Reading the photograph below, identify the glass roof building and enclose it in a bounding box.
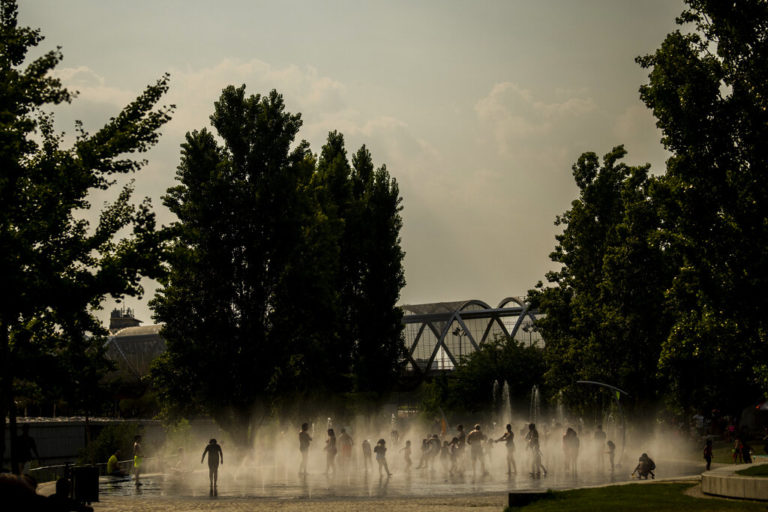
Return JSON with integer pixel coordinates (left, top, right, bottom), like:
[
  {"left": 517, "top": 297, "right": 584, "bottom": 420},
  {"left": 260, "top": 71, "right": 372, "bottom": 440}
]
[{"left": 402, "top": 297, "right": 541, "bottom": 375}]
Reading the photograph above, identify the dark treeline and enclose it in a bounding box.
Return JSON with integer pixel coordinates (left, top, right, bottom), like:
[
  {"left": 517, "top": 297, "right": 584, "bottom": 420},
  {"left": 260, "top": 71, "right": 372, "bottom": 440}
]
[
  {"left": 529, "top": 0, "right": 768, "bottom": 417},
  {"left": 150, "top": 87, "right": 406, "bottom": 447},
  {"left": 0, "top": 0, "right": 173, "bottom": 470},
  {"left": 4, "top": 0, "right": 768, "bottom": 470},
  {"left": 0, "top": 0, "right": 405, "bottom": 460}
]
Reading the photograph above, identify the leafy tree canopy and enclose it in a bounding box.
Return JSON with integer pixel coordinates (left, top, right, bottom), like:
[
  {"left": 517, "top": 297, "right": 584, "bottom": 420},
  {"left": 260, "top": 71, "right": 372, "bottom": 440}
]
[
  {"left": 152, "top": 87, "right": 405, "bottom": 445},
  {"left": 638, "top": 0, "right": 768, "bottom": 412},
  {"left": 0, "top": 0, "right": 172, "bottom": 469}
]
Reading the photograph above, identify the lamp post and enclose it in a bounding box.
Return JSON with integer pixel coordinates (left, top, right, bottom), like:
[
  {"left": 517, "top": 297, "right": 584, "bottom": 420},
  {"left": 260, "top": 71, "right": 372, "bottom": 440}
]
[{"left": 452, "top": 326, "right": 466, "bottom": 362}]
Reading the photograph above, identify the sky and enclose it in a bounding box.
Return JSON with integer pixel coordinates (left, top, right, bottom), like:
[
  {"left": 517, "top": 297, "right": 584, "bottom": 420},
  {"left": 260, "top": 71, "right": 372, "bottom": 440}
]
[{"left": 20, "top": 0, "right": 683, "bottom": 327}]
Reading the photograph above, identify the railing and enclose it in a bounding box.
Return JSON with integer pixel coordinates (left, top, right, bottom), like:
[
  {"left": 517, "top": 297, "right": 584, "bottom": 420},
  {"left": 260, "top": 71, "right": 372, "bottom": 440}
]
[{"left": 27, "top": 459, "right": 136, "bottom": 483}]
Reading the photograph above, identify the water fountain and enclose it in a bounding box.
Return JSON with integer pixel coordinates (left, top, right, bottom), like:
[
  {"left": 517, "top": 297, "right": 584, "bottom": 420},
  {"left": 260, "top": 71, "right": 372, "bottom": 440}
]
[
  {"left": 529, "top": 384, "right": 540, "bottom": 424},
  {"left": 95, "top": 392, "right": 701, "bottom": 501}
]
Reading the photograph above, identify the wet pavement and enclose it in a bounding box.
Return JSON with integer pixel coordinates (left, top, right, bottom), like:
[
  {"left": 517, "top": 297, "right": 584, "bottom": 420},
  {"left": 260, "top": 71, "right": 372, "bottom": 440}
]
[{"left": 101, "top": 460, "right": 703, "bottom": 500}]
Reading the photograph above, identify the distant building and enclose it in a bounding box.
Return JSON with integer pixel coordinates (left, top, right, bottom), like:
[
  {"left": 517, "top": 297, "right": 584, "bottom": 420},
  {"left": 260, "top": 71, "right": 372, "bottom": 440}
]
[
  {"left": 104, "top": 307, "right": 165, "bottom": 381},
  {"left": 102, "top": 297, "right": 541, "bottom": 382},
  {"left": 108, "top": 307, "right": 142, "bottom": 334}
]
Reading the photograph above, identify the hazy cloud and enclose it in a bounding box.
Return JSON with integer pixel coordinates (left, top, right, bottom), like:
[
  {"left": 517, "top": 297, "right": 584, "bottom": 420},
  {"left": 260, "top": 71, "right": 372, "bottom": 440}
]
[{"left": 475, "top": 82, "right": 596, "bottom": 158}]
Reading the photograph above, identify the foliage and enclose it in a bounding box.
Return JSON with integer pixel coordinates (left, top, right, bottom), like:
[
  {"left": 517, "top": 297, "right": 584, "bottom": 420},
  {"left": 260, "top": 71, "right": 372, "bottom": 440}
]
[
  {"left": 0, "top": 0, "right": 172, "bottom": 468},
  {"left": 313, "top": 134, "right": 406, "bottom": 396},
  {"left": 528, "top": 146, "right": 671, "bottom": 412},
  {"left": 78, "top": 423, "right": 140, "bottom": 466},
  {"left": 151, "top": 87, "right": 405, "bottom": 445},
  {"left": 422, "top": 335, "right": 545, "bottom": 416},
  {"left": 637, "top": 0, "right": 768, "bottom": 412}
]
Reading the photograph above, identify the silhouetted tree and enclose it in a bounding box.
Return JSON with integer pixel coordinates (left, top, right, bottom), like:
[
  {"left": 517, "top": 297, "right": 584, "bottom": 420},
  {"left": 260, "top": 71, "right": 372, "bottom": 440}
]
[
  {"left": 0, "top": 0, "right": 172, "bottom": 470},
  {"left": 152, "top": 89, "right": 406, "bottom": 443},
  {"left": 528, "top": 147, "right": 671, "bottom": 412},
  {"left": 638, "top": 0, "right": 768, "bottom": 412}
]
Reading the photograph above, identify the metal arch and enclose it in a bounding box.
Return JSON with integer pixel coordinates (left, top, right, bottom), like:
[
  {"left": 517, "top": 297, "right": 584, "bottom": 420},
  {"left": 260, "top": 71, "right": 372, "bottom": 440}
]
[
  {"left": 457, "top": 299, "right": 493, "bottom": 313},
  {"left": 497, "top": 296, "right": 526, "bottom": 309}
]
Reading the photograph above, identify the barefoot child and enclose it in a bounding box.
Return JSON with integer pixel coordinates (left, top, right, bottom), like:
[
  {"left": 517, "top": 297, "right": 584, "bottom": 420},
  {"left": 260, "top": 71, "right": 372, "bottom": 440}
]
[{"left": 374, "top": 438, "right": 392, "bottom": 477}]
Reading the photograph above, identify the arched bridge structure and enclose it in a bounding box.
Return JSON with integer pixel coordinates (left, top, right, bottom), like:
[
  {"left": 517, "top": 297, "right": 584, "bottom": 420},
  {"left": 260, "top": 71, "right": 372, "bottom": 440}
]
[{"left": 401, "top": 297, "right": 541, "bottom": 376}]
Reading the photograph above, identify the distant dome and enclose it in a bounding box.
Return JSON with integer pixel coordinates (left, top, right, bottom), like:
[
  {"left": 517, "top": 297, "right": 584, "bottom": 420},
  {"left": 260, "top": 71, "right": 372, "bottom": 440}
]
[{"left": 105, "top": 324, "right": 166, "bottom": 380}]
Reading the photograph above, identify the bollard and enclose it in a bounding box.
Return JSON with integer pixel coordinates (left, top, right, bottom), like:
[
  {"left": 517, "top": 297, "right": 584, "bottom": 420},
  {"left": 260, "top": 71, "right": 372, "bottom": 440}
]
[{"left": 72, "top": 465, "right": 100, "bottom": 504}]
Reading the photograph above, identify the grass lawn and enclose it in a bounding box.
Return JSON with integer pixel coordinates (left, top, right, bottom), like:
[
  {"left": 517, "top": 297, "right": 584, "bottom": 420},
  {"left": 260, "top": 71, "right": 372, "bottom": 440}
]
[
  {"left": 736, "top": 463, "right": 768, "bottom": 477},
  {"left": 504, "top": 483, "right": 766, "bottom": 512}
]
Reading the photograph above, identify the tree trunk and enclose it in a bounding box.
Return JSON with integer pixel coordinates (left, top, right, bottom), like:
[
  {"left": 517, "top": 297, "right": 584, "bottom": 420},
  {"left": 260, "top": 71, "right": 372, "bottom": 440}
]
[
  {"left": 9, "top": 397, "right": 17, "bottom": 474},
  {"left": 0, "top": 322, "right": 9, "bottom": 472}
]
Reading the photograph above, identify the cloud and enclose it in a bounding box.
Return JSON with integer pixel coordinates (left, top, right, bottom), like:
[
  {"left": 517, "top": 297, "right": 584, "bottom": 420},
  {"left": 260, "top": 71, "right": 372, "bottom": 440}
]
[
  {"left": 475, "top": 82, "right": 595, "bottom": 158},
  {"left": 53, "top": 66, "right": 135, "bottom": 106}
]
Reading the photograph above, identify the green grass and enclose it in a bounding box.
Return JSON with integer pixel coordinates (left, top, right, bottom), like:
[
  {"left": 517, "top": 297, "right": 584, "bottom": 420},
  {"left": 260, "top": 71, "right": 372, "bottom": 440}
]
[
  {"left": 736, "top": 463, "right": 768, "bottom": 477},
  {"left": 503, "top": 483, "right": 767, "bottom": 512}
]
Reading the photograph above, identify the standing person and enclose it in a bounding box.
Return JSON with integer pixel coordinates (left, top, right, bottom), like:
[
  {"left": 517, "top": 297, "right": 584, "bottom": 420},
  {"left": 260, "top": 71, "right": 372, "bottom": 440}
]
[
  {"left": 14, "top": 425, "right": 40, "bottom": 475},
  {"left": 324, "top": 429, "right": 337, "bottom": 475},
  {"left": 594, "top": 425, "right": 606, "bottom": 470},
  {"left": 298, "top": 423, "right": 312, "bottom": 476},
  {"left": 526, "top": 423, "right": 546, "bottom": 478},
  {"left": 703, "top": 439, "right": 713, "bottom": 471},
  {"left": 455, "top": 424, "right": 467, "bottom": 470},
  {"left": 362, "top": 439, "right": 373, "bottom": 472},
  {"left": 338, "top": 428, "right": 353, "bottom": 470},
  {"left": 400, "top": 440, "right": 412, "bottom": 472},
  {"left": 132, "top": 435, "right": 143, "bottom": 486},
  {"left": 448, "top": 437, "right": 460, "bottom": 474},
  {"left": 562, "top": 427, "right": 580, "bottom": 473},
  {"left": 733, "top": 437, "right": 744, "bottom": 463},
  {"left": 466, "top": 424, "right": 488, "bottom": 476},
  {"left": 374, "top": 439, "right": 392, "bottom": 477},
  {"left": 201, "top": 439, "right": 223, "bottom": 496},
  {"left": 606, "top": 440, "right": 616, "bottom": 472},
  {"left": 495, "top": 424, "right": 517, "bottom": 475}
]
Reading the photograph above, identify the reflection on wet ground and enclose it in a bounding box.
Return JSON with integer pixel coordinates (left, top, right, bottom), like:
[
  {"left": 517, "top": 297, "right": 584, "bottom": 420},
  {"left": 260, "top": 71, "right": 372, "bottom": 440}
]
[{"left": 101, "top": 460, "right": 703, "bottom": 499}]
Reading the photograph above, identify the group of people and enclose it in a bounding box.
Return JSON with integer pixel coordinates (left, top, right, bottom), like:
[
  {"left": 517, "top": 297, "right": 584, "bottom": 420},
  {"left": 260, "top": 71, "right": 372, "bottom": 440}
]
[
  {"left": 299, "top": 423, "right": 393, "bottom": 478},
  {"left": 296, "top": 421, "right": 623, "bottom": 480}
]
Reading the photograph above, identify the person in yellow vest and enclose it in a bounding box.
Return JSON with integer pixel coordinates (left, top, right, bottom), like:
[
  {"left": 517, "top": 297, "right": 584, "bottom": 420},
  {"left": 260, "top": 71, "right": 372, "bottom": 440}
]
[{"left": 107, "top": 450, "right": 126, "bottom": 476}]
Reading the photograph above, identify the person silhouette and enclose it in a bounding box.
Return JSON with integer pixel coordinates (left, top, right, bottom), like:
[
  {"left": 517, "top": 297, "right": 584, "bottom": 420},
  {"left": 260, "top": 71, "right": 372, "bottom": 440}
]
[
  {"left": 495, "top": 424, "right": 517, "bottom": 475},
  {"left": 201, "top": 438, "right": 223, "bottom": 495},
  {"left": 15, "top": 424, "right": 40, "bottom": 475},
  {"left": 374, "top": 439, "right": 392, "bottom": 477},
  {"left": 132, "top": 435, "right": 143, "bottom": 486},
  {"left": 298, "top": 423, "right": 312, "bottom": 475},
  {"left": 324, "top": 429, "right": 337, "bottom": 475}
]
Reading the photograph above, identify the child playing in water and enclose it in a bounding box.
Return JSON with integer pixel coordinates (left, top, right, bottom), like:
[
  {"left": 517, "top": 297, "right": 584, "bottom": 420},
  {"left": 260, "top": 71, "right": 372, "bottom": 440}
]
[
  {"left": 362, "top": 439, "right": 372, "bottom": 472},
  {"left": 606, "top": 440, "right": 616, "bottom": 471},
  {"left": 201, "top": 438, "right": 223, "bottom": 495},
  {"left": 495, "top": 423, "right": 517, "bottom": 475},
  {"left": 703, "top": 439, "right": 713, "bottom": 471},
  {"left": 298, "top": 423, "right": 312, "bottom": 476},
  {"left": 374, "top": 439, "right": 392, "bottom": 477},
  {"left": 324, "top": 429, "right": 337, "bottom": 475},
  {"left": 632, "top": 453, "right": 655, "bottom": 479},
  {"left": 400, "top": 440, "right": 412, "bottom": 472}
]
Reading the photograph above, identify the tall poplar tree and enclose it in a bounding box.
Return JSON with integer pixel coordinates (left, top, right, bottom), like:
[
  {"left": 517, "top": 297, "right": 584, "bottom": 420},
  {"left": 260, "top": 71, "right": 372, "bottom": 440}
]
[{"left": 151, "top": 87, "right": 316, "bottom": 445}]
